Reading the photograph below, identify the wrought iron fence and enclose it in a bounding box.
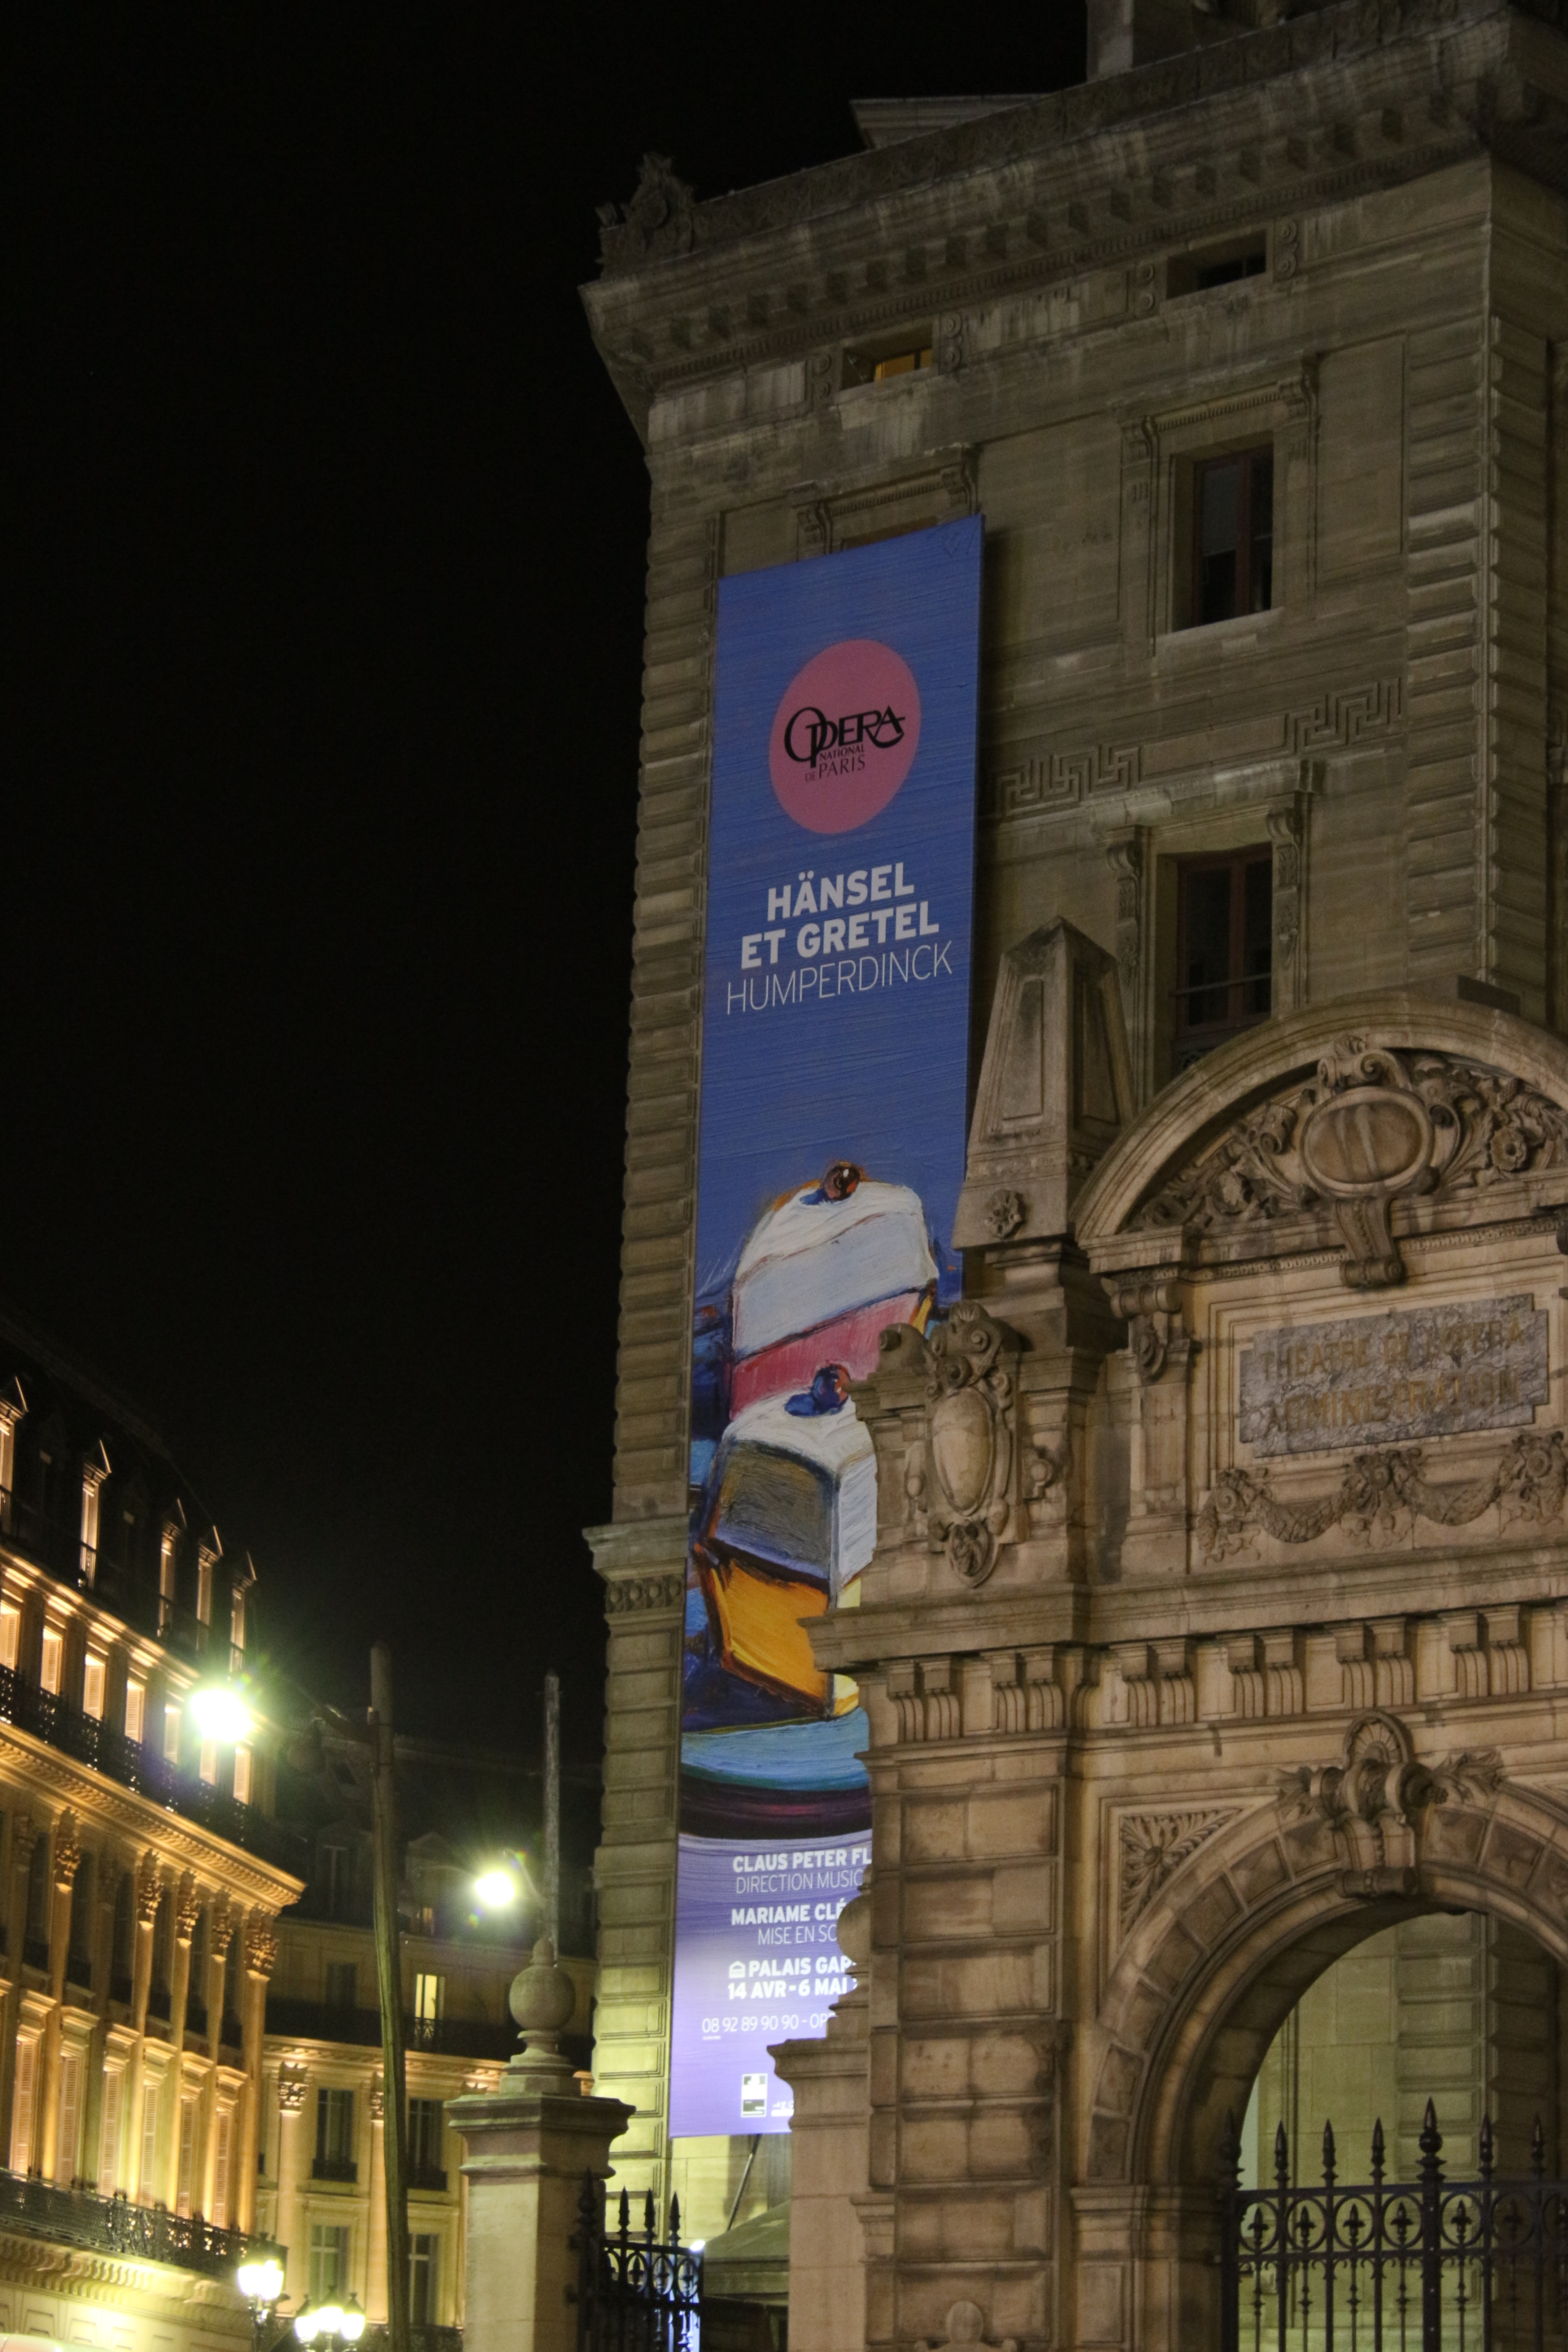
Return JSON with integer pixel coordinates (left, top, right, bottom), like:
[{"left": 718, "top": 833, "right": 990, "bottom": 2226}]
[
  {"left": 572, "top": 2175, "right": 701, "bottom": 2352},
  {"left": 1221, "top": 2101, "right": 1568, "bottom": 2351}
]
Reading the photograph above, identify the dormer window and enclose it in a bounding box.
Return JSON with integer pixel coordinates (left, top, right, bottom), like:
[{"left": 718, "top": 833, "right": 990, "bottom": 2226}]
[
  {"left": 159, "top": 1527, "right": 178, "bottom": 1630},
  {"left": 230, "top": 1586, "right": 246, "bottom": 1654},
  {"left": 196, "top": 1552, "right": 214, "bottom": 1629},
  {"left": 79, "top": 1460, "right": 107, "bottom": 1589}
]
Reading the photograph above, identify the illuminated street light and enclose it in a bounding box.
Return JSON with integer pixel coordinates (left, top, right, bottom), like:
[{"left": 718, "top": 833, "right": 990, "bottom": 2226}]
[
  {"left": 294, "top": 2298, "right": 364, "bottom": 2348},
  {"left": 474, "top": 1865, "right": 521, "bottom": 1910},
  {"left": 237, "top": 2252, "right": 286, "bottom": 2352},
  {"left": 191, "top": 1684, "right": 254, "bottom": 1743}
]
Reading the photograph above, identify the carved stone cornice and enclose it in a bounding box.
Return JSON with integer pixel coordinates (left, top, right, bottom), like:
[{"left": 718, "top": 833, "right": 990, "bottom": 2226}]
[
  {"left": 583, "top": 0, "right": 1521, "bottom": 430},
  {"left": 0, "top": 1716, "right": 299, "bottom": 1907}
]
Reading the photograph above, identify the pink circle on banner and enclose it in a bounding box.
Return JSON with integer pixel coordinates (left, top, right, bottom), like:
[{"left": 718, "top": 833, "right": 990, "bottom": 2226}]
[{"left": 768, "top": 639, "right": 921, "bottom": 834}]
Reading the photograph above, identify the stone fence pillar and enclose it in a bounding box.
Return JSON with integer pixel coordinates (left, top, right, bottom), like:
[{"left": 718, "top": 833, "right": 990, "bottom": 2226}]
[{"left": 449, "top": 1940, "right": 631, "bottom": 2352}]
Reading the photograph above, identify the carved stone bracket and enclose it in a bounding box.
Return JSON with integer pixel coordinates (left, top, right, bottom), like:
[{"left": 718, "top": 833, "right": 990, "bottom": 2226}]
[
  {"left": 245, "top": 1914, "right": 279, "bottom": 1980},
  {"left": 1106, "top": 1273, "right": 1189, "bottom": 1384},
  {"left": 1266, "top": 799, "right": 1306, "bottom": 1016},
  {"left": 210, "top": 1897, "right": 235, "bottom": 1958},
  {"left": 604, "top": 1573, "right": 684, "bottom": 1616},
  {"left": 51, "top": 1813, "right": 81, "bottom": 1891},
  {"left": 136, "top": 1851, "right": 162, "bottom": 1924},
  {"left": 175, "top": 1875, "right": 201, "bottom": 1945},
  {"left": 1104, "top": 826, "right": 1149, "bottom": 1094},
  {"left": 1198, "top": 1431, "right": 1568, "bottom": 1561},
  {"left": 277, "top": 2065, "right": 307, "bottom": 2114},
  {"left": 1278, "top": 1710, "right": 1504, "bottom": 1888}
]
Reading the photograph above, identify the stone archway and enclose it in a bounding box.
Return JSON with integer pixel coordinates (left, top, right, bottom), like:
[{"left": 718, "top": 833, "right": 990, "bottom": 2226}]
[{"left": 1074, "top": 1713, "right": 1568, "bottom": 2351}]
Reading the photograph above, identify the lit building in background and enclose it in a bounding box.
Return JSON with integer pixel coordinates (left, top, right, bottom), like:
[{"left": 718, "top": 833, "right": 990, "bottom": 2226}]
[
  {"left": 0, "top": 1308, "right": 300, "bottom": 2352},
  {"left": 256, "top": 1733, "right": 598, "bottom": 2338}
]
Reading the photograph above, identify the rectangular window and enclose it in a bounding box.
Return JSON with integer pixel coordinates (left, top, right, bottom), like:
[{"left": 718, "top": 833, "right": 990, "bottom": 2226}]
[
  {"left": 408, "top": 2097, "right": 444, "bottom": 2176},
  {"left": 97, "top": 2064, "right": 124, "bottom": 2198},
  {"left": 230, "top": 1587, "right": 245, "bottom": 1653},
  {"left": 163, "top": 1703, "right": 181, "bottom": 1763},
  {"left": 409, "top": 2233, "right": 440, "bottom": 2326},
  {"left": 309, "top": 2223, "right": 351, "bottom": 2303},
  {"left": 1167, "top": 234, "right": 1267, "bottom": 297},
  {"left": 79, "top": 1476, "right": 101, "bottom": 1587},
  {"left": 199, "top": 1736, "right": 218, "bottom": 1787},
  {"left": 175, "top": 2092, "right": 197, "bottom": 2216},
  {"left": 82, "top": 1655, "right": 106, "bottom": 1721},
  {"left": 0, "top": 1421, "right": 13, "bottom": 1524},
  {"left": 314, "top": 2085, "right": 356, "bottom": 2178},
  {"left": 841, "top": 331, "right": 934, "bottom": 388},
  {"left": 0, "top": 1603, "right": 20, "bottom": 1672},
  {"left": 124, "top": 1679, "right": 145, "bottom": 1744},
  {"left": 1173, "top": 849, "right": 1274, "bottom": 1068},
  {"left": 1189, "top": 446, "right": 1273, "bottom": 627},
  {"left": 158, "top": 1530, "right": 177, "bottom": 1630},
  {"left": 211, "top": 2102, "right": 233, "bottom": 2228},
  {"left": 324, "top": 1960, "right": 357, "bottom": 2011},
  {"left": 413, "top": 1972, "right": 442, "bottom": 2024},
  {"left": 56, "top": 2050, "right": 83, "bottom": 2185},
  {"left": 232, "top": 1744, "right": 252, "bottom": 1805},
  {"left": 196, "top": 1554, "right": 213, "bottom": 1627},
  {"left": 38, "top": 1628, "right": 62, "bottom": 1697},
  {"left": 137, "top": 2079, "right": 160, "bottom": 2204},
  {"left": 11, "top": 2034, "right": 39, "bottom": 2175}
]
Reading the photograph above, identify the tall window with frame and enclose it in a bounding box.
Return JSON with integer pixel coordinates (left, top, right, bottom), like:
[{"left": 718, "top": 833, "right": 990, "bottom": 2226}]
[
  {"left": 407, "top": 2096, "right": 445, "bottom": 2186},
  {"left": 1190, "top": 446, "right": 1274, "bottom": 627},
  {"left": 409, "top": 2232, "right": 440, "bottom": 2326},
  {"left": 314, "top": 2085, "right": 356, "bottom": 2180},
  {"left": 1173, "top": 849, "right": 1274, "bottom": 1069},
  {"left": 309, "top": 2223, "right": 351, "bottom": 2303}
]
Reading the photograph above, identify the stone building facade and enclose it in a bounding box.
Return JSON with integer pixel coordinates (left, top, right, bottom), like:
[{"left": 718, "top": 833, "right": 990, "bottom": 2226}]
[
  {"left": 582, "top": 3, "right": 1568, "bottom": 2347},
  {"left": 0, "top": 1309, "right": 302, "bottom": 2352}
]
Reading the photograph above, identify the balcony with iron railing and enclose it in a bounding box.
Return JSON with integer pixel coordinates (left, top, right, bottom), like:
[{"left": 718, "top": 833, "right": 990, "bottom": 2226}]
[
  {"left": 264, "top": 1997, "right": 516, "bottom": 2063},
  {"left": 0, "top": 1656, "right": 304, "bottom": 1877},
  {"left": 0, "top": 2166, "right": 281, "bottom": 2278}
]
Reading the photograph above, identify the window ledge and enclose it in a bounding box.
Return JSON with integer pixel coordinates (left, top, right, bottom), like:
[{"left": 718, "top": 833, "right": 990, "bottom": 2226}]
[{"left": 1156, "top": 604, "right": 1285, "bottom": 664}]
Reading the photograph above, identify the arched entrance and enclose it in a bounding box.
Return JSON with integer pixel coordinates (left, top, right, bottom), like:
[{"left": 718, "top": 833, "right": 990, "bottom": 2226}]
[{"left": 1077, "top": 1713, "right": 1568, "bottom": 2349}]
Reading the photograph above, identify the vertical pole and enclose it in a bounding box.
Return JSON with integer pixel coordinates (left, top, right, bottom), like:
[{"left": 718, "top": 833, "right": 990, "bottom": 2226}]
[
  {"left": 544, "top": 1671, "right": 561, "bottom": 1953},
  {"left": 370, "top": 1643, "right": 411, "bottom": 2352},
  {"left": 1420, "top": 2099, "right": 1443, "bottom": 2352}
]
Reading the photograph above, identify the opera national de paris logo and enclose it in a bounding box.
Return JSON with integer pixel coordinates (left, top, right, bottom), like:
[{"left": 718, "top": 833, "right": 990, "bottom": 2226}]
[{"left": 769, "top": 638, "right": 921, "bottom": 833}]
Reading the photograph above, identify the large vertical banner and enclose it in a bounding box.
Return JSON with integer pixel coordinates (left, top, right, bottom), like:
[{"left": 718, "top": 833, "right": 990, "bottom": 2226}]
[{"left": 671, "top": 516, "right": 983, "bottom": 2137}]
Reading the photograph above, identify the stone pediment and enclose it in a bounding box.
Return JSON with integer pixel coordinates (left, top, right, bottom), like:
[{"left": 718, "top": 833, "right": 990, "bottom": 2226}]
[{"left": 1074, "top": 994, "right": 1568, "bottom": 1286}]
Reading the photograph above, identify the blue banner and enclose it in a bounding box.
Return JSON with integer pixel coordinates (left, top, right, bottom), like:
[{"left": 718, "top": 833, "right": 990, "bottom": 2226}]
[{"left": 671, "top": 517, "right": 982, "bottom": 2138}]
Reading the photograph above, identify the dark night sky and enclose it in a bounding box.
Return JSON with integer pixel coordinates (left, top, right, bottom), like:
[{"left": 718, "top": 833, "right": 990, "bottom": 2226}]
[{"left": 6, "top": 7, "right": 1088, "bottom": 1768}]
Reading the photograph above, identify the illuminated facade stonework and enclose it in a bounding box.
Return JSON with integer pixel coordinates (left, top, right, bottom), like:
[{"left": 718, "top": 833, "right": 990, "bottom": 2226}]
[
  {"left": 0, "top": 1314, "right": 302, "bottom": 2352},
  {"left": 583, "top": 4, "right": 1568, "bottom": 2347}
]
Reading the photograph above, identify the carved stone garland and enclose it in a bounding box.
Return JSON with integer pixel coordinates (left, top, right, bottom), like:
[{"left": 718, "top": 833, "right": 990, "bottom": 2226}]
[
  {"left": 1136, "top": 1039, "right": 1568, "bottom": 1288},
  {"left": 1199, "top": 1430, "right": 1568, "bottom": 1560}
]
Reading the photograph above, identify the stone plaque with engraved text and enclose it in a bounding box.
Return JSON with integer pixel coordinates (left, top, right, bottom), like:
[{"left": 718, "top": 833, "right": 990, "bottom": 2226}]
[{"left": 1239, "top": 1294, "right": 1548, "bottom": 1458}]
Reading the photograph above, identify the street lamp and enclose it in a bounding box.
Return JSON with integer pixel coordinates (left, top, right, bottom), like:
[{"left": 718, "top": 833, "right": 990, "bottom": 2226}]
[
  {"left": 237, "top": 2254, "right": 286, "bottom": 2352},
  {"left": 294, "top": 2296, "right": 366, "bottom": 2348},
  {"left": 473, "top": 1864, "right": 522, "bottom": 1911},
  {"left": 192, "top": 1683, "right": 255, "bottom": 1744}
]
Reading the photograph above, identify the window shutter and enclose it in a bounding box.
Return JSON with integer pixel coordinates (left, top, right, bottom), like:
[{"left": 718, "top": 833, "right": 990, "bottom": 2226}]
[
  {"left": 97, "top": 2066, "right": 123, "bottom": 2198},
  {"left": 56, "top": 2052, "right": 83, "bottom": 2185}
]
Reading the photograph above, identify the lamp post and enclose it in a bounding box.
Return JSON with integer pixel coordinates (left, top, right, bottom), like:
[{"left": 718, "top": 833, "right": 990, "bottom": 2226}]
[
  {"left": 294, "top": 2296, "right": 367, "bottom": 2351},
  {"left": 237, "top": 2254, "right": 286, "bottom": 2352}
]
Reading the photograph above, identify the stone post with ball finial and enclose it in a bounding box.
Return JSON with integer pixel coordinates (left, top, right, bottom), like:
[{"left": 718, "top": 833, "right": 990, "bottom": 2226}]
[{"left": 448, "top": 1937, "right": 631, "bottom": 2352}]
